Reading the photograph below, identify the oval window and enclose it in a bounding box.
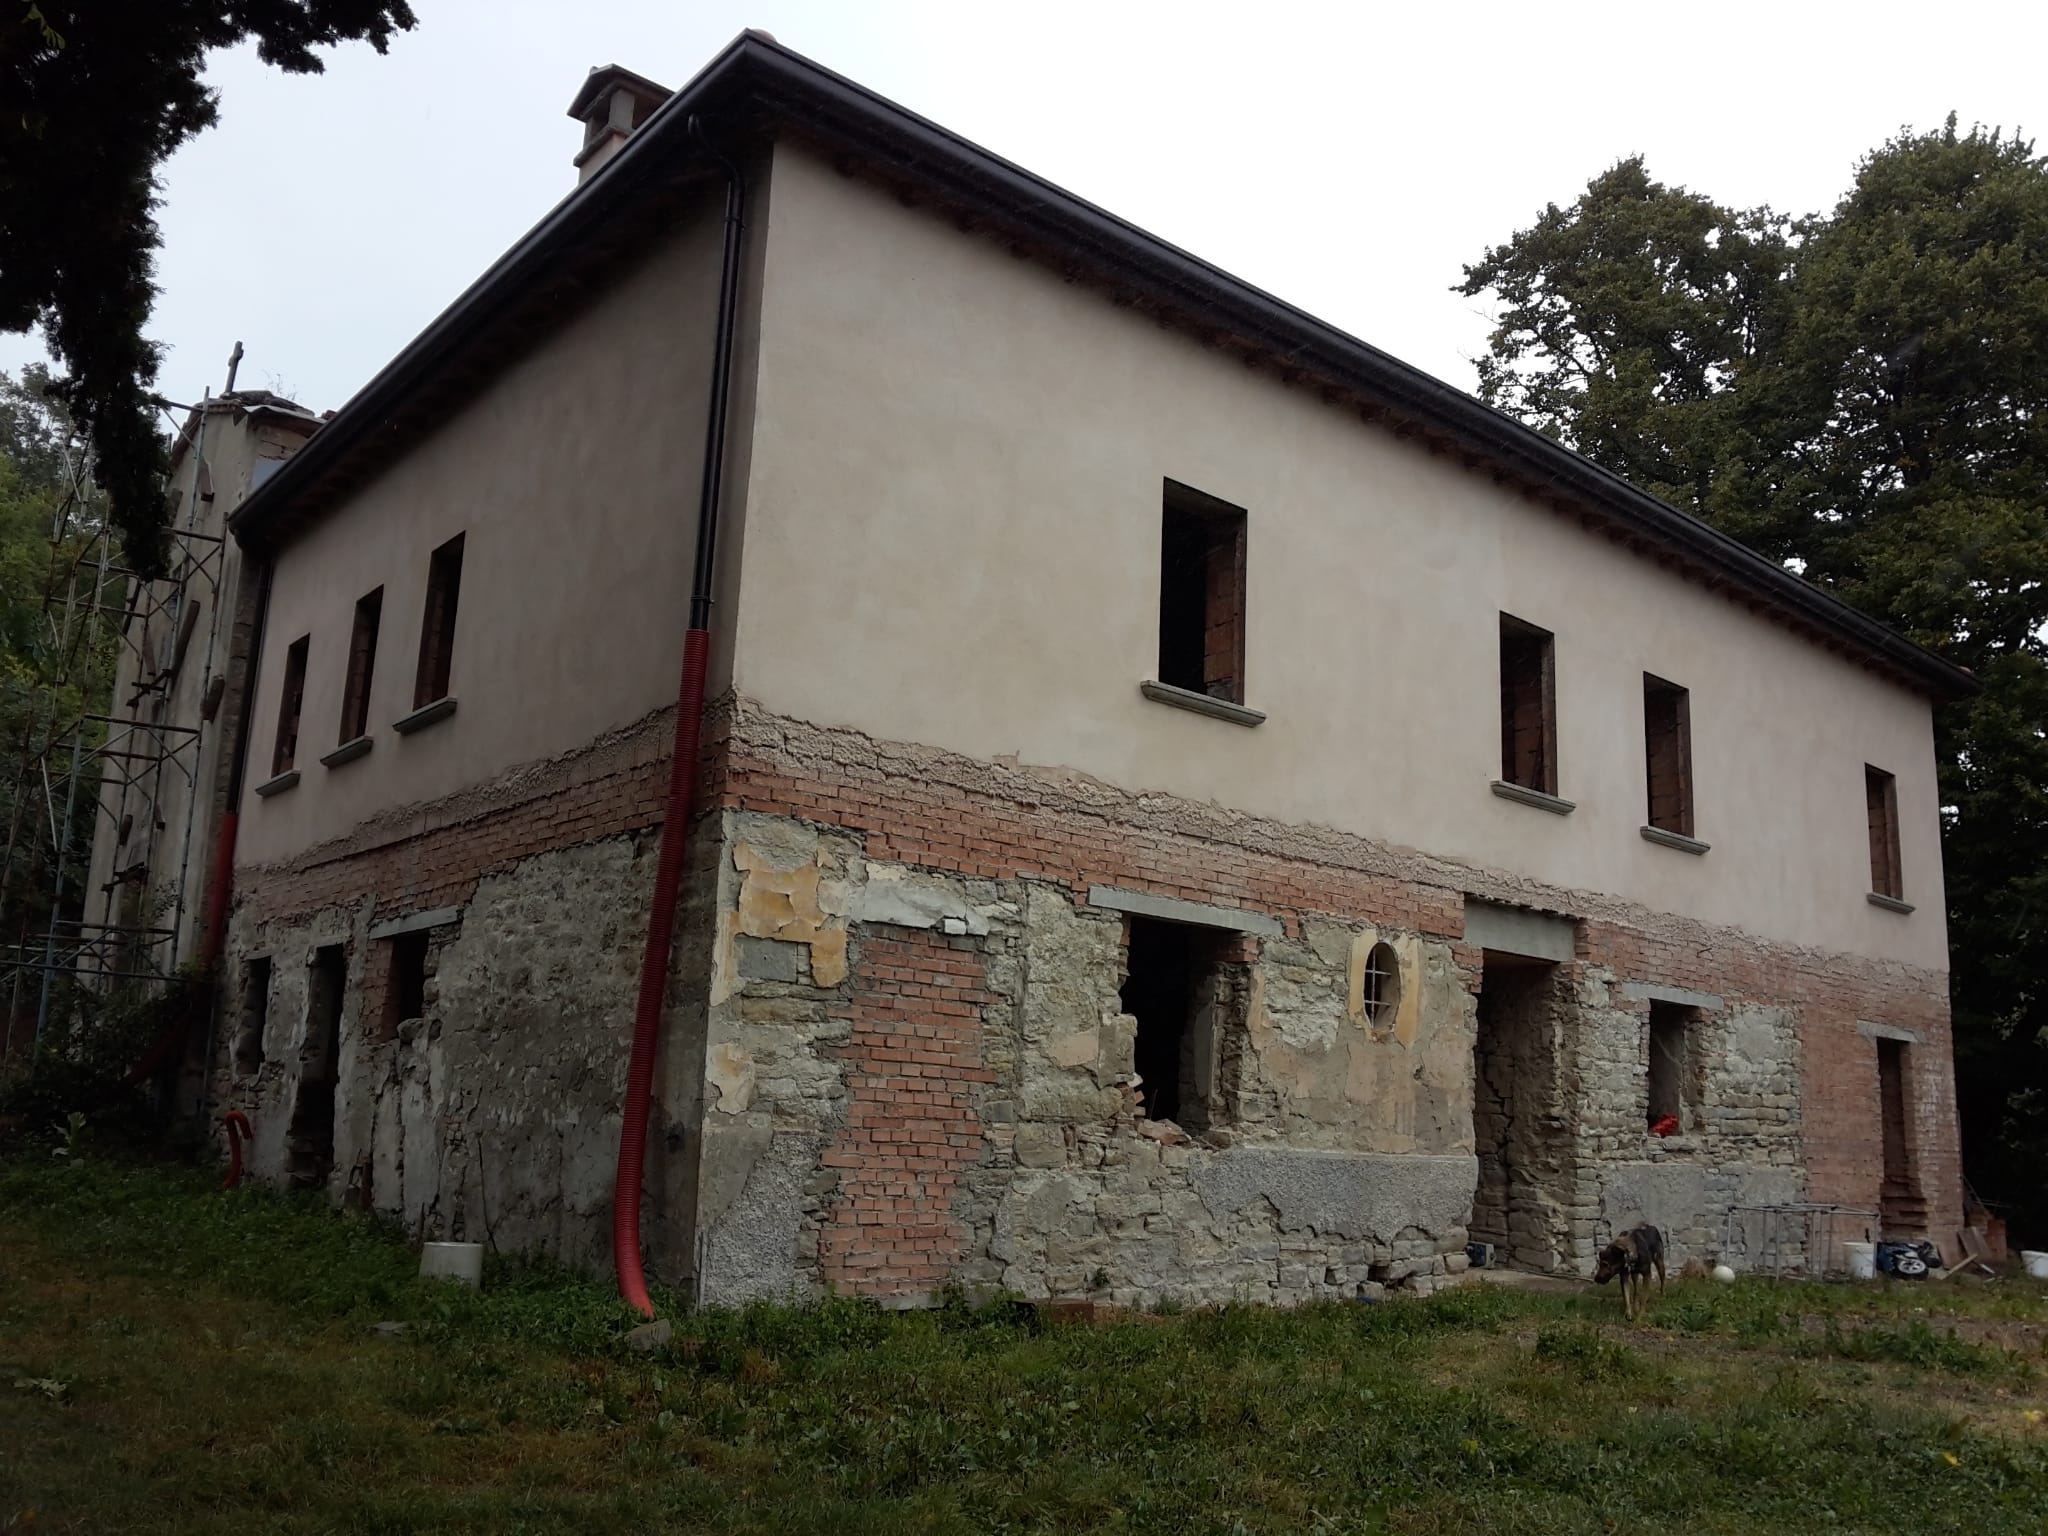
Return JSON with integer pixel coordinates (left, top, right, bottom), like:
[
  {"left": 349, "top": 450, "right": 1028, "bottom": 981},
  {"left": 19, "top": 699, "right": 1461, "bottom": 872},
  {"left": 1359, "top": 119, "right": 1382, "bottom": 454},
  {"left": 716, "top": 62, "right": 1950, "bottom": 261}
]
[{"left": 1362, "top": 941, "right": 1401, "bottom": 1034}]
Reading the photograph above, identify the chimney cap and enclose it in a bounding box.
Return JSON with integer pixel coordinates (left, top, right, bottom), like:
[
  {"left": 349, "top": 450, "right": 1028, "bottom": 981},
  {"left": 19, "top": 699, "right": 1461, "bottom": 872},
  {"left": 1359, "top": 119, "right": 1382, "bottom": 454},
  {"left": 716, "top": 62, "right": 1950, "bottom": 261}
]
[{"left": 566, "top": 63, "right": 673, "bottom": 122}]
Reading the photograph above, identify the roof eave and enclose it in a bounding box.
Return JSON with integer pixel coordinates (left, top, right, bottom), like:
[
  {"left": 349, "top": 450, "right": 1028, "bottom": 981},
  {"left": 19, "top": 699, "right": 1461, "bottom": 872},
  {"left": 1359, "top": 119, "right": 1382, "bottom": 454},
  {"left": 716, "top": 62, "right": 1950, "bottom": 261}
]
[{"left": 227, "top": 29, "right": 1979, "bottom": 704}]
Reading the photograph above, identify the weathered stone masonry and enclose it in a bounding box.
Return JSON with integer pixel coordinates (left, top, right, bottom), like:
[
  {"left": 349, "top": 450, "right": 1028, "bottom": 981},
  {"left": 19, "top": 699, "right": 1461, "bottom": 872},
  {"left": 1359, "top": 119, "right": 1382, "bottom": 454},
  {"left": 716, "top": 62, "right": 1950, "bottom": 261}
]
[{"left": 212, "top": 693, "right": 1960, "bottom": 1303}]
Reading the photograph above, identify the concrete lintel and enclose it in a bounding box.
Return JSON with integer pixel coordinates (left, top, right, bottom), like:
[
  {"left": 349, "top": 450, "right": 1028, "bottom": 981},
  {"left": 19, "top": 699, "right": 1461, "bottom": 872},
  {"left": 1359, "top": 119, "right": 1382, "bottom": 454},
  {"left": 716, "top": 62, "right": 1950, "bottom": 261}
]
[
  {"left": 1622, "top": 981, "right": 1724, "bottom": 1011},
  {"left": 367, "top": 905, "right": 463, "bottom": 940},
  {"left": 1463, "top": 899, "right": 1574, "bottom": 963},
  {"left": 1857, "top": 1020, "right": 1924, "bottom": 1045},
  {"left": 1086, "top": 885, "right": 1282, "bottom": 938}
]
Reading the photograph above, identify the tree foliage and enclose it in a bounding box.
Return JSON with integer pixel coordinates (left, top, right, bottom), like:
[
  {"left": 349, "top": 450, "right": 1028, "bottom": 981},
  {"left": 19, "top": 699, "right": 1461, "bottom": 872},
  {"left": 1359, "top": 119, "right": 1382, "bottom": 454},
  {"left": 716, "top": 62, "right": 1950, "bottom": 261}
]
[
  {"left": 0, "top": 1, "right": 415, "bottom": 578},
  {"left": 1461, "top": 120, "right": 2048, "bottom": 1240},
  {"left": 0, "top": 368, "right": 117, "bottom": 1011}
]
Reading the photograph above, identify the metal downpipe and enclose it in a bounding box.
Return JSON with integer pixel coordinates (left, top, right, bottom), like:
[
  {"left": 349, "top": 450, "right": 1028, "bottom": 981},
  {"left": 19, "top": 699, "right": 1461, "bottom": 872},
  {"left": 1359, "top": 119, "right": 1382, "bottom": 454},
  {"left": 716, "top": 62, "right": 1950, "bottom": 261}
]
[{"left": 613, "top": 118, "right": 745, "bottom": 1315}]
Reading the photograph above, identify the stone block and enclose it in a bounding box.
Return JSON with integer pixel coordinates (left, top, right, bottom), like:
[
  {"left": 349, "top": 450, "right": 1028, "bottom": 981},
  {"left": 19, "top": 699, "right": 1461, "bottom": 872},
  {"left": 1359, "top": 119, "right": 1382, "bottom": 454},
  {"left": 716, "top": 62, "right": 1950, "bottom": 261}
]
[
  {"left": 736, "top": 936, "right": 803, "bottom": 983},
  {"left": 1014, "top": 1124, "right": 1067, "bottom": 1169}
]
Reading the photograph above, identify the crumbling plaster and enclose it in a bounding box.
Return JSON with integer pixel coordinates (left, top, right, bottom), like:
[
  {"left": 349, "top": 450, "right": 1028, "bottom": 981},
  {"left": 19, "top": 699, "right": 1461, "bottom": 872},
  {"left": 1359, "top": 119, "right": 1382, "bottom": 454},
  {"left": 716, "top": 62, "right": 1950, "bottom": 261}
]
[
  {"left": 690, "top": 810, "right": 1482, "bottom": 1307},
  {"left": 217, "top": 834, "right": 676, "bottom": 1270}
]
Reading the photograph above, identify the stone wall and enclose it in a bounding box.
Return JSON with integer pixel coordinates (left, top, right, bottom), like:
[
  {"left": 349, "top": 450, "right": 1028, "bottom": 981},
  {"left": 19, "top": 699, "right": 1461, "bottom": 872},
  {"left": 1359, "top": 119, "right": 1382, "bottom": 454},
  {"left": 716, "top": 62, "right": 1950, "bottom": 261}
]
[
  {"left": 209, "top": 692, "right": 1962, "bottom": 1301},
  {"left": 684, "top": 807, "right": 1479, "bottom": 1307},
  {"left": 215, "top": 706, "right": 695, "bottom": 1271},
  {"left": 705, "top": 697, "right": 1960, "bottom": 1292}
]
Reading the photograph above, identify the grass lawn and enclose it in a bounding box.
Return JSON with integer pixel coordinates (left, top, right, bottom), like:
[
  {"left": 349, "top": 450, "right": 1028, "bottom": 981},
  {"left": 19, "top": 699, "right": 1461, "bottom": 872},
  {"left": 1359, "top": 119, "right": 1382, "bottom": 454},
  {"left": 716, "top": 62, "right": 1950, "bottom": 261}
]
[{"left": 2, "top": 1157, "right": 2046, "bottom": 1534}]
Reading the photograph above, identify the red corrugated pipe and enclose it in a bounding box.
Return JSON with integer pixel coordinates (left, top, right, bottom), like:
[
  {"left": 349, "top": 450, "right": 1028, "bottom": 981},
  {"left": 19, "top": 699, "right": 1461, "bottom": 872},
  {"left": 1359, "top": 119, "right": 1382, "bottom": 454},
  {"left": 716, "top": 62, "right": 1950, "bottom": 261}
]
[
  {"left": 612, "top": 118, "right": 745, "bottom": 1316},
  {"left": 120, "top": 557, "right": 271, "bottom": 1097},
  {"left": 221, "top": 1109, "right": 252, "bottom": 1188}
]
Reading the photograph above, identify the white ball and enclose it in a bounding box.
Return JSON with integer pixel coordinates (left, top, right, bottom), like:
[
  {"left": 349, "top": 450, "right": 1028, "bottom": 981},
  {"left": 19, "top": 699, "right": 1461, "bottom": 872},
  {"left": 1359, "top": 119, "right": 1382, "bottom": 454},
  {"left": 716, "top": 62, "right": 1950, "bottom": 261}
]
[{"left": 1712, "top": 1264, "right": 1736, "bottom": 1284}]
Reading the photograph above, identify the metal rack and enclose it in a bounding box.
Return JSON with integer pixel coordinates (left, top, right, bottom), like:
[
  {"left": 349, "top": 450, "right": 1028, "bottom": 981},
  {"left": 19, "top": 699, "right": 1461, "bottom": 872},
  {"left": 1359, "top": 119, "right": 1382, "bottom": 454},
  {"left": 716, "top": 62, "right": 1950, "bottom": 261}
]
[
  {"left": 1723, "top": 1202, "right": 1878, "bottom": 1278},
  {"left": 2, "top": 394, "right": 228, "bottom": 1068}
]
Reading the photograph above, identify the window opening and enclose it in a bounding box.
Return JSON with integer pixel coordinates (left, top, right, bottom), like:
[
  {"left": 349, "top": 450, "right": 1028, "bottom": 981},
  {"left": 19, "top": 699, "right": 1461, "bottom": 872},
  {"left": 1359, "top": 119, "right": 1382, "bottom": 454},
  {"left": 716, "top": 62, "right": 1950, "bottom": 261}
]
[
  {"left": 1361, "top": 941, "right": 1400, "bottom": 1034},
  {"left": 1865, "top": 765, "right": 1902, "bottom": 898},
  {"left": 272, "top": 635, "right": 309, "bottom": 775},
  {"left": 1119, "top": 915, "right": 1242, "bottom": 1132},
  {"left": 1499, "top": 614, "right": 1556, "bottom": 794},
  {"left": 1158, "top": 482, "right": 1247, "bottom": 703},
  {"left": 286, "top": 944, "right": 346, "bottom": 1188},
  {"left": 1877, "top": 1037, "right": 1910, "bottom": 1188},
  {"left": 339, "top": 587, "right": 383, "bottom": 742},
  {"left": 1646, "top": 1000, "right": 1693, "bottom": 1131},
  {"left": 414, "top": 533, "right": 465, "bottom": 708},
  {"left": 1643, "top": 675, "right": 1693, "bottom": 836},
  {"left": 383, "top": 929, "right": 430, "bottom": 1040},
  {"left": 233, "top": 957, "right": 272, "bottom": 1076}
]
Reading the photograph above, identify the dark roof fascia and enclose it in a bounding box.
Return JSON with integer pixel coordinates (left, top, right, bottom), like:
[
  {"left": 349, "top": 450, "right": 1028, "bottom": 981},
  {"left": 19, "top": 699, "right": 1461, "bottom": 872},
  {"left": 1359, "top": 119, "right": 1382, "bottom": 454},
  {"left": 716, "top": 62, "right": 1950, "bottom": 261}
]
[
  {"left": 728, "top": 40, "right": 1976, "bottom": 702},
  {"left": 230, "top": 29, "right": 1976, "bottom": 701},
  {"left": 227, "top": 33, "right": 760, "bottom": 553}
]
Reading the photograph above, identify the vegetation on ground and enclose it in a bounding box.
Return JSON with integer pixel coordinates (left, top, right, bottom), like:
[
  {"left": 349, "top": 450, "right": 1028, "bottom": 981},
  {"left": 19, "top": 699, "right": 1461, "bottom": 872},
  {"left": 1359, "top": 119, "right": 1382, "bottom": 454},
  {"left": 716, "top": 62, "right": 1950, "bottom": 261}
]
[{"left": 2, "top": 1156, "right": 2045, "bottom": 1534}]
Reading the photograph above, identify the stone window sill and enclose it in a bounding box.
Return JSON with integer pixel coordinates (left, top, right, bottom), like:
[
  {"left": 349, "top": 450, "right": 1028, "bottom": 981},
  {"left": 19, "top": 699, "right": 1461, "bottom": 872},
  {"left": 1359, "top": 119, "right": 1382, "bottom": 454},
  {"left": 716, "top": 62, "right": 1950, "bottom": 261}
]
[
  {"left": 1491, "top": 780, "right": 1575, "bottom": 816},
  {"left": 1647, "top": 1133, "right": 1700, "bottom": 1154},
  {"left": 1867, "top": 891, "right": 1915, "bottom": 915},
  {"left": 393, "top": 696, "right": 458, "bottom": 736},
  {"left": 253, "top": 768, "right": 300, "bottom": 798},
  {"left": 320, "top": 735, "right": 374, "bottom": 769},
  {"left": 1640, "top": 825, "right": 1709, "bottom": 855},
  {"left": 1139, "top": 679, "right": 1265, "bottom": 727}
]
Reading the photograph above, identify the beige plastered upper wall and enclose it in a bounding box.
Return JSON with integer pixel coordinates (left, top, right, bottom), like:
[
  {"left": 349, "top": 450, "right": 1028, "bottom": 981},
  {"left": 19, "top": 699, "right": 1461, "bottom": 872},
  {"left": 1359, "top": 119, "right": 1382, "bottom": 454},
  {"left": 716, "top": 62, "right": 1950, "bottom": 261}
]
[
  {"left": 730, "top": 144, "right": 1950, "bottom": 971},
  {"left": 237, "top": 195, "right": 734, "bottom": 870}
]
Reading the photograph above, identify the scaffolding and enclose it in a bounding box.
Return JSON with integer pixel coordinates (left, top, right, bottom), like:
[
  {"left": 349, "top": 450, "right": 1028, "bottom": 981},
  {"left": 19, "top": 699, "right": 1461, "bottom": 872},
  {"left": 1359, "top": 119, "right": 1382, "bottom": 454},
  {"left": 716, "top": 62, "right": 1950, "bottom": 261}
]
[{"left": 2, "top": 391, "right": 230, "bottom": 1071}]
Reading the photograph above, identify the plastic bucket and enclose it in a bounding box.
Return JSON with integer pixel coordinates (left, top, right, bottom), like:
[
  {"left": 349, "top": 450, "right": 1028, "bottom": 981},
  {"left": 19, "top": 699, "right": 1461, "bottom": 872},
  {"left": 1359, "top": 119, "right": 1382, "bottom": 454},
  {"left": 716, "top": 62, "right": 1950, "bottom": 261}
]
[
  {"left": 1844, "top": 1241, "right": 1877, "bottom": 1280},
  {"left": 420, "top": 1240, "right": 484, "bottom": 1287},
  {"left": 2023, "top": 1250, "right": 2048, "bottom": 1280}
]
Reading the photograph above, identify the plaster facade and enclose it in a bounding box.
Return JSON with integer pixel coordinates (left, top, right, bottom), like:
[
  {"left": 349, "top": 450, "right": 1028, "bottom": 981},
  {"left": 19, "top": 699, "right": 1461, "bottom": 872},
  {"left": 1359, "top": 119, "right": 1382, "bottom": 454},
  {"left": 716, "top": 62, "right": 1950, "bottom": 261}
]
[{"left": 198, "top": 90, "right": 1962, "bottom": 1305}]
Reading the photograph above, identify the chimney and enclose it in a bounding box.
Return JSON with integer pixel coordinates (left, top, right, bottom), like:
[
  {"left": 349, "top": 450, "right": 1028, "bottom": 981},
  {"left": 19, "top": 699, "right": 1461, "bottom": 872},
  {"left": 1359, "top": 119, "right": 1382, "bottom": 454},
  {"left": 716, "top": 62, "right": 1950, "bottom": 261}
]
[{"left": 567, "top": 64, "right": 673, "bottom": 185}]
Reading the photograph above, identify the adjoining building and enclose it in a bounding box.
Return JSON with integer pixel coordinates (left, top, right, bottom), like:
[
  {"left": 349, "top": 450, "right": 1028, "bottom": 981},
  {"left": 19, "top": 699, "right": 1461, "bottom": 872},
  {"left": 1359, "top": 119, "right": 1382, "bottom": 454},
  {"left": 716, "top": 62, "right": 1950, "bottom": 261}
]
[{"left": 174, "top": 34, "right": 1964, "bottom": 1302}]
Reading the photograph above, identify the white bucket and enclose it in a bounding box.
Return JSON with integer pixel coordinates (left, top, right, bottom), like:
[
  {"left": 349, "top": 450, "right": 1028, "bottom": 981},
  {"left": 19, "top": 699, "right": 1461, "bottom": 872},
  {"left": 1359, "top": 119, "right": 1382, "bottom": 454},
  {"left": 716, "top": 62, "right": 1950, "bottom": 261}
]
[
  {"left": 420, "top": 1240, "right": 484, "bottom": 1287},
  {"left": 1844, "top": 1241, "right": 1877, "bottom": 1280},
  {"left": 2022, "top": 1250, "right": 2048, "bottom": 1280}
]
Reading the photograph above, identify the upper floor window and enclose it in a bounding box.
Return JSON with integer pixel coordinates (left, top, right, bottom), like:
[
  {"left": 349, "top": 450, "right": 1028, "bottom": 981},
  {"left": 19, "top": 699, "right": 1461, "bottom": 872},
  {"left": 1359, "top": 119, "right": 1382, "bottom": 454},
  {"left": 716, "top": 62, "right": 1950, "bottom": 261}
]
[
  {"left": 272, "top": 635, "right": 309, "bottom": 776},
  {"left": 1158, "top": 481, "right": 1246, "bottom": 705},
  {"left": 414, "top": 534, "right": 464, "bottom": 708},
  {"left": 339, "top": 587, "right": 383, "bottom": 744},
  {"left": 1866, "top": 765, "right": 1902, "bottom": 899},
  {"left": 1643, "top": 674, "right": 1693, "bottom": 837},
  {"left": 1499, "top": 614, "right": 1556, "bottom": 796}
]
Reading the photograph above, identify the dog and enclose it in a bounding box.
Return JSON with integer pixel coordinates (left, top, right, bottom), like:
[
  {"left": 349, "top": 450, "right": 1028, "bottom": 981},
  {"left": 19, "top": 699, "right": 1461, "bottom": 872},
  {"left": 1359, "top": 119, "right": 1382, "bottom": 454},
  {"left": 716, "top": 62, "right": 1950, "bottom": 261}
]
[{"left": 1593, "top": 1223, "right": 1667, "bottom": 1321}]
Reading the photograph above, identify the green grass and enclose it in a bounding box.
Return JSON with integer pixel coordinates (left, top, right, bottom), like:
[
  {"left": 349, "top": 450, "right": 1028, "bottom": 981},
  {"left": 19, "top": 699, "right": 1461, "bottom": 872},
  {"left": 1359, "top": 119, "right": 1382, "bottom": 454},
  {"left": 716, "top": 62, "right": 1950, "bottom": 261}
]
[{"left": 2, "top": 1157, "right": 2046, "bottom": 1534}]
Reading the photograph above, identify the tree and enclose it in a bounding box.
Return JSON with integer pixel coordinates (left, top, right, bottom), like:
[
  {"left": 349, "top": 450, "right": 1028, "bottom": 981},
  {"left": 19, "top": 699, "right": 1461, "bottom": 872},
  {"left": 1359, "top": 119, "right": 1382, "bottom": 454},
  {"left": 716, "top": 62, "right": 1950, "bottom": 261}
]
[
  {"left": 1460, "top": 121, "right": 2048, "bottom": 1242},
  {"left": 0, "top": 1, "right": 415, "bottom": 579},
  {"left": 0, "top": 368, "right": 118, "bottom": 1056}
]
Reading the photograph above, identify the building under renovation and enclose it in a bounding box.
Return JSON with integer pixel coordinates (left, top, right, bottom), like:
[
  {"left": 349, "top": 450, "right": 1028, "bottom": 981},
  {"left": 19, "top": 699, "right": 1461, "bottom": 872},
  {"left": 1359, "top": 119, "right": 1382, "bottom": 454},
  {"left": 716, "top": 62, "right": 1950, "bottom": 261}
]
[{"left": 82, "top": 35, "right": 1972, "bottom": 1304}]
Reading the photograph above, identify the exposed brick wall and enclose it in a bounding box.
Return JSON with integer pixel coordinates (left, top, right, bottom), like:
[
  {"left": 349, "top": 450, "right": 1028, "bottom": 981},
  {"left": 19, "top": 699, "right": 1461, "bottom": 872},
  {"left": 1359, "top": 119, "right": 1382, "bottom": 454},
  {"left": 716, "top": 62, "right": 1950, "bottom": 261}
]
[
  {"left": 817, "top": 927, "right": 998, "bottom": 1293},
  {"left": 710, "top": 699, "right": 1964, "bottom": 1252},
  {"left": 233, "top": 707, "right": 683, "bottom": 924}
]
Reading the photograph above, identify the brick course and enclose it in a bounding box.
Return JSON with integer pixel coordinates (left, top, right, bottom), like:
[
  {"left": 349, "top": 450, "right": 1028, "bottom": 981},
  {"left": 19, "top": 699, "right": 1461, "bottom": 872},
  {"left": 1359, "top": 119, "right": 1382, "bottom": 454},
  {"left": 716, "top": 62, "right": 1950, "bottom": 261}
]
[
  {"left": 817, "top": 927, "right": 1000, "bottom": 1291},
  {"left": 223, "top": 692, "right": 1964, "bottom": 1283}
]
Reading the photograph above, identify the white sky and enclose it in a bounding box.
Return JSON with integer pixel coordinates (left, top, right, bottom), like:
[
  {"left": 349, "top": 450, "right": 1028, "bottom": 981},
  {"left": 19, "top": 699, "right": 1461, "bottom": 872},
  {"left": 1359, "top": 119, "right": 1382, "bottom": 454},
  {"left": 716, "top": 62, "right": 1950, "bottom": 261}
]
[{"left": 6, "top": 0, "right": 2045, "bottom": 415}]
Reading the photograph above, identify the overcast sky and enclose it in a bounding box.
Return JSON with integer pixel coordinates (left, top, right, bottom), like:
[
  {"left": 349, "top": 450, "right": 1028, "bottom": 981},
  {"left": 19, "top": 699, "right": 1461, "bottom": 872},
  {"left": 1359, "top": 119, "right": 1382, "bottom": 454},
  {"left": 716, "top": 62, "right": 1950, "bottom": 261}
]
[{"left": 6, "top": 1, "right": 2045, "bottom": 413}]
